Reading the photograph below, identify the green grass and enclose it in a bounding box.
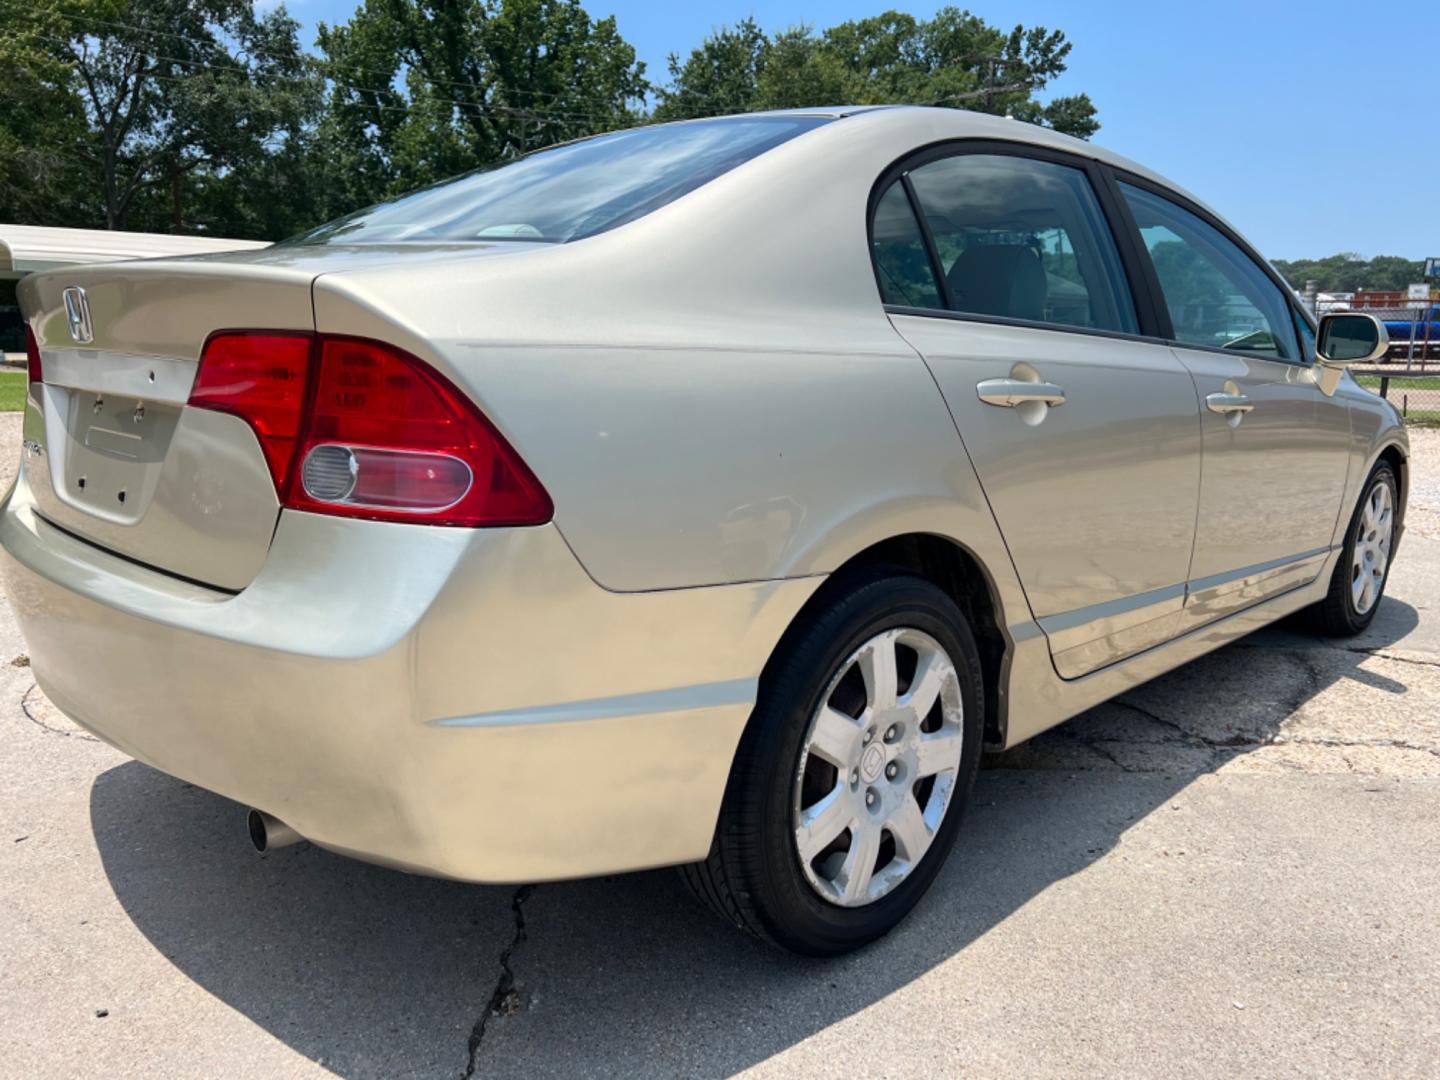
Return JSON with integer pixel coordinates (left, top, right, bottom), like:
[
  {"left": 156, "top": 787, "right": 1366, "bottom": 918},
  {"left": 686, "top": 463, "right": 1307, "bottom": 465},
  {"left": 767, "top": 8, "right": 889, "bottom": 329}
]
[
  {"left": 1356, "top": 375, "right": 1440, "bottom": 392},
  {"left": 0, "top": 371, "right": 26, "bottom": 412}
]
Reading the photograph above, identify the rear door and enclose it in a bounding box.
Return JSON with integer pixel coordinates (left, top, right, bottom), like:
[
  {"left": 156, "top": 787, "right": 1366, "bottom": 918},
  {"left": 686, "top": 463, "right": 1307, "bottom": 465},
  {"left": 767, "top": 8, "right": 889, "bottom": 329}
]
[
  {"left": 1114, "top": 181, "right": 1352, "bottom": 626},
  {"left": 878, "top": 145, "right": 1202, "bottom": 678}
]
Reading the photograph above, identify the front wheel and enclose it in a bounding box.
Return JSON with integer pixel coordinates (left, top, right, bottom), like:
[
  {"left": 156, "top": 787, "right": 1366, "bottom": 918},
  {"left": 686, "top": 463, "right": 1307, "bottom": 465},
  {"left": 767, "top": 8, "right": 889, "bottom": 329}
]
[
  {"left": 1310, "top": 462, "right": 1399, "bottom": 636},
  {"left": 681, "top": 570, "right": 984, "bottom": 956}
]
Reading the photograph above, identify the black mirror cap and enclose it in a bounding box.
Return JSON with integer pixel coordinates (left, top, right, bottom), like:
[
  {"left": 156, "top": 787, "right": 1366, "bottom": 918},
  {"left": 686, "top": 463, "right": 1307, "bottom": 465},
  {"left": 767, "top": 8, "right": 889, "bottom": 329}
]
[{"left": 1317, "top": 312, "right": 1389, "bottom": 366}]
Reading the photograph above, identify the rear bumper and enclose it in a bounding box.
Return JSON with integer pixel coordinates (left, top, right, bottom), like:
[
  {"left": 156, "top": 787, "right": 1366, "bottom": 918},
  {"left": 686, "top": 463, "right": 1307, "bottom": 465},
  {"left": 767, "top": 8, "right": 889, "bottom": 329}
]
[{"left": 0, "top": 473, "right": 819, "bottom": 881}]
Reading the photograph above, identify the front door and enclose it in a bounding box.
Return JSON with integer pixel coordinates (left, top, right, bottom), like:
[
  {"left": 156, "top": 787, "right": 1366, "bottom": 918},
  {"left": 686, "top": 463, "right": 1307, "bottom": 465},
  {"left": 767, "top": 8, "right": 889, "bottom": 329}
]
[
  {"left": 1117, "top": 182, "right": 1352, "bottom": 625},
  {"left": 872, "top": 147, "right": 1202, "bottom": 678}
]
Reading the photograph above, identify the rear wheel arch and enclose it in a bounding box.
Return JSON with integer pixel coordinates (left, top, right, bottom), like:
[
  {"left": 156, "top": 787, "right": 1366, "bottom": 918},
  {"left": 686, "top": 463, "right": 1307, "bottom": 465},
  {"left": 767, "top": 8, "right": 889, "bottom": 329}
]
[{"left": 764, "top": 533, "right": 1008, "bottom": 748}]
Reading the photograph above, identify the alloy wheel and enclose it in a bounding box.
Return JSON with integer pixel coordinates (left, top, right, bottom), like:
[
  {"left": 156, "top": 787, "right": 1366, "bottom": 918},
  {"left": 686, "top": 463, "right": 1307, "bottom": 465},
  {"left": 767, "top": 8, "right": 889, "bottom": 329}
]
[
  {"left": 1351, "top": 479, "right": 1394, "bottom": 616},
  {"left": 792, "top": 627, "right": 965, "bottom": 907}
]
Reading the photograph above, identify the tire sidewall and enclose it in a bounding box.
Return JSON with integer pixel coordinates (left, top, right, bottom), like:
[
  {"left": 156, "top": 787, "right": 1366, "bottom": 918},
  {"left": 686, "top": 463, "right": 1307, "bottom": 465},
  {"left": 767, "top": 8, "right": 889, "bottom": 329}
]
[{"left": 742, "top": 574, "right": 985, "bottom": 954}]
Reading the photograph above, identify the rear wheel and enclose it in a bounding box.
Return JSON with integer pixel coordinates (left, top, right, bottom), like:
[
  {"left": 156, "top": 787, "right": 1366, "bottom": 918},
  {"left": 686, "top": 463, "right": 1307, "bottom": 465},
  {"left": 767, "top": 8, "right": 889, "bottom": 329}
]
[
  {"left": 682, "top": 570, "right": 984, "bottom": 955},
  {"left": 1310, "top": 462, "right": 1398, "bottom": 637}
]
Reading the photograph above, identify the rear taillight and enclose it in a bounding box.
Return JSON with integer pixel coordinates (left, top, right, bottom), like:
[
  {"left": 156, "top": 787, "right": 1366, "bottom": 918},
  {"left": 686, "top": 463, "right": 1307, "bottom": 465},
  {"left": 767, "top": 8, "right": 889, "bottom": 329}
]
[
  {"left": 189, "top": 332, "right": 311, "bottom": 484},
  {"left": 189, "top": 332, "right": 551, "bottom": 527},
  {"left": 25, "top": 327, "right": 43, "bottom": 385}
]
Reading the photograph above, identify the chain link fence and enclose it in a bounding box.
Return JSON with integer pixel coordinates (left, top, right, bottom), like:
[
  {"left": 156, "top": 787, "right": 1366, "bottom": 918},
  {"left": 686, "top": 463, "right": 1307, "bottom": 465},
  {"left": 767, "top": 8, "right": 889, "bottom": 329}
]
[
  {"left": 1349, "top": 369, "right": 1440, "bottom": 426},
  {"left": 1308, "top": 296, "right": 1440, "bottom": 424}
]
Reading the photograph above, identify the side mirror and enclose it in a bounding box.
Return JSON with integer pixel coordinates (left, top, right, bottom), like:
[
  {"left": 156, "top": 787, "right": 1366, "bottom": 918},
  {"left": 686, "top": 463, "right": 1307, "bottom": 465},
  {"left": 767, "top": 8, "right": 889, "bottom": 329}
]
[{"left": 1316, "top": 312, "right": 1389, "bottom": 366}]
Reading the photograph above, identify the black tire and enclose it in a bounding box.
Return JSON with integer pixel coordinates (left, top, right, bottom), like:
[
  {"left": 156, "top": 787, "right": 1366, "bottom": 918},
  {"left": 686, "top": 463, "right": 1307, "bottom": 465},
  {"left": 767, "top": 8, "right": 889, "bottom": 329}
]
[
  {"left": 681, "top": 568, "right": 985, "bottom": 956},
  {"left": 1310, "top": 462, "right": 1399, "bottom": 637}
]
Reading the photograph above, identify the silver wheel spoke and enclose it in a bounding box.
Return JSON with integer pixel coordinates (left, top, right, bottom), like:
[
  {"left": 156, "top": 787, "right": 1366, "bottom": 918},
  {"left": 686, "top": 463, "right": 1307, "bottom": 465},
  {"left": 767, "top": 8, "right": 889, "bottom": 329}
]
[
  {"left": 900, "top": 649, "right": 946, "bottom": 723},
  {"left": 796, "top": 787, "right": 852, "bottom": 863},
  {"left": 916, "top": 730, "right": 963, "bottom": 777},
  {"left": 838, "top": 822, "right": 881, "bottom": 904},
  {"left": 808, "top": 706, "right": 860, "bottom": 768},
  {"left": 859, "top": 632, "right": 899, "bottom": 710},
  {"left": 886, "top": 793, "right": 932, "bottom": 862}
]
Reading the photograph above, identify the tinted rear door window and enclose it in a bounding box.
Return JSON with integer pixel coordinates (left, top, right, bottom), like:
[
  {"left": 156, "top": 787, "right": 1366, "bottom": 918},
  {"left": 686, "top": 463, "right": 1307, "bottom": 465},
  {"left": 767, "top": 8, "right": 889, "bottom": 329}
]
[
  {"left": 871, "top": 181, "right": 943, "bottom": 309},
  {"left": 902, "top": 153, "right": 1138, "bottom": 334}
]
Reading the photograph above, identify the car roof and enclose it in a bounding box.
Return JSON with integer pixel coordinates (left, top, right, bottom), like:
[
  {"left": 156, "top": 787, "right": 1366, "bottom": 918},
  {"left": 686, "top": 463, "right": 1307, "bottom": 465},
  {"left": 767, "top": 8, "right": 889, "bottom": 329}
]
[
  {"left": 816, "top": 105, "right": 1237, "bottom": 241},
  {"left": 676, "top": 106, "right": 1217, "bottom": 213}
]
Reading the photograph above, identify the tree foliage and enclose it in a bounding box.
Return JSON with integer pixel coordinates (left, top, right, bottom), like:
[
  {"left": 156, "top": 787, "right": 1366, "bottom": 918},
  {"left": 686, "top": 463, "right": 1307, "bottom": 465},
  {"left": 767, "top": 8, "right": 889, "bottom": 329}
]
[
  {"left": 0, "top": 0, "right": 1102, "bottom": 239},
  {"left": 315, "top": 0, "right": 649, "bottom": 205},
  {"left": 1271, "top": 254, "right": 1425, "bottom": 294},
  {"left": 654, "top": 8, "right": 1099, "bottom": 139},
  {"left": 0, "top": 0, "right": 319, "bottom": 235}
]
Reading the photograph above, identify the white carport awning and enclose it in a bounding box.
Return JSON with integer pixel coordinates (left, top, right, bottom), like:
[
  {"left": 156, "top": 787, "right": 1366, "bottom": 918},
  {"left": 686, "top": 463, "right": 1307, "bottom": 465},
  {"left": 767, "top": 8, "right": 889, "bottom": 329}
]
[{"left": 0, "top": 224, "right": 269, "bottom": 274}]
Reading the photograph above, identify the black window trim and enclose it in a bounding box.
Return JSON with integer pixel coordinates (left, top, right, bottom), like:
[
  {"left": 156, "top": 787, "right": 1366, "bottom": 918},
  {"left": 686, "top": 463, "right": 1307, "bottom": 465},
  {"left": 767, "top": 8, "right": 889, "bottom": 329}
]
[
  {"left": 866, "top": 137, "right": 1167, "bottom": 345},
  {"left": 899, "top": 172, "right": 953, "bottom": 310},
  {"left": 1110, "top": 170, "right": 1314, "bottom": 367}
]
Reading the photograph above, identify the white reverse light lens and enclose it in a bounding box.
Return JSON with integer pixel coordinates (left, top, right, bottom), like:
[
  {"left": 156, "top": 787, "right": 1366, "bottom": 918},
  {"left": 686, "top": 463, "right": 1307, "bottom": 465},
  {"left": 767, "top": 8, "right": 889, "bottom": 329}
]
[{"left": 301, "top": 444, "right": 473, "bottom": 512}]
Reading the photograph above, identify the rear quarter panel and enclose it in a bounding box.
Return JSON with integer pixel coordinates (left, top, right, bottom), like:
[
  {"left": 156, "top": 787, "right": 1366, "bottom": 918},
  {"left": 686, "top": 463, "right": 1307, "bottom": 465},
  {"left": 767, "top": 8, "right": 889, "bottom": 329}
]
[{"left": 312, "top": 110, "right": 1035, "bottom": 633}]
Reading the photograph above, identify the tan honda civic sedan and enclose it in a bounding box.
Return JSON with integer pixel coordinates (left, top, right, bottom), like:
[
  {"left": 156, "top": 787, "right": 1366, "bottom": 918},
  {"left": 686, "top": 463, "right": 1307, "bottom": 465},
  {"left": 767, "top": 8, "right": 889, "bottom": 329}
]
[{"left": 3, "top": 107, "right": 1407, "bottom": 955}]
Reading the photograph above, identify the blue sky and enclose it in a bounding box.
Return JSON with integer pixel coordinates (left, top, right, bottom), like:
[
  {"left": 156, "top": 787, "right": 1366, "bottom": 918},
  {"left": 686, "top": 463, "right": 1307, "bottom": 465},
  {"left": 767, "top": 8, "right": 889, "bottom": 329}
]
[{"left": 279, "top": 0, "right": 1437, "bottom": 261}]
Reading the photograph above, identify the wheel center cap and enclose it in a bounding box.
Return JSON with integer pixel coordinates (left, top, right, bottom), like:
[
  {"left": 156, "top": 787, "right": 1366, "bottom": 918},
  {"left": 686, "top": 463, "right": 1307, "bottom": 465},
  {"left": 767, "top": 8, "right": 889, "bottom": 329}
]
[{"left": 860, "top": 743, "right": 886, "bottom": 784}]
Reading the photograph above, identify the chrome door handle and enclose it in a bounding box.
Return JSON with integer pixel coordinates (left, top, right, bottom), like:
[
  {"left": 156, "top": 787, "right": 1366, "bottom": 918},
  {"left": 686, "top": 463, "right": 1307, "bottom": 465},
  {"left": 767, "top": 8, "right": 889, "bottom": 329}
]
[
  {"left": 1206, "top": 392, "right": 1254, "bottom": 415},
  {"left": 976, "top": 379, "right": 1066, "bottom": 408}
]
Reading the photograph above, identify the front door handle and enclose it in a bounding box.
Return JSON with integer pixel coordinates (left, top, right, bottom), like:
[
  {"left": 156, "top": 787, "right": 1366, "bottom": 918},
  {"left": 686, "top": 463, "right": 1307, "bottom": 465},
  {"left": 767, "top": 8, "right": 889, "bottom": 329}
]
[
  {"left": 1205, "top": 392, "right": 1254, "bottom": 415},
  {"left": 977, "top": 378, "right": 1067, "bottom": 408}
]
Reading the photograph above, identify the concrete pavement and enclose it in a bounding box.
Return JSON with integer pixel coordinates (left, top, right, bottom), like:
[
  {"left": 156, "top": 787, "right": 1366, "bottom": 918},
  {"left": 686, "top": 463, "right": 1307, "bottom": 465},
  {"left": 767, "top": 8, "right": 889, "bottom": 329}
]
[{"left": 2, "top": 418, "right": 1438, "bottom": 1078}]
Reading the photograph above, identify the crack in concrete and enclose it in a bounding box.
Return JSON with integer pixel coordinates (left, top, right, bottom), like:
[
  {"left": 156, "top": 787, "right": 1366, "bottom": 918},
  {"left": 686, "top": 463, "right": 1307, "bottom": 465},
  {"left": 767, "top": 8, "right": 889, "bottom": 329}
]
[
  {"left": 460, "top": 884, "right": 535, "bottom": 1079},
  {"left": 1110, "top": 698, "right": 1216, "bottom": 748},
  {"left": 1068, "top": 675, "right": 1440, "bottom": 769},
  {"left": 1236, "top": 638, "right": 1440, "bottom": 670},
  {"left": 1274, "top": 735, "right": 1440, "bottom": 761},
  {"left": 1342, "top": 647, "right": 1440, "bottom": 669},
  {"left": 18, "top": 683, "right": 99, "bottom": 743},
  {"left": 1069, "top": 724, "right": 1440, "bottom": 770}
]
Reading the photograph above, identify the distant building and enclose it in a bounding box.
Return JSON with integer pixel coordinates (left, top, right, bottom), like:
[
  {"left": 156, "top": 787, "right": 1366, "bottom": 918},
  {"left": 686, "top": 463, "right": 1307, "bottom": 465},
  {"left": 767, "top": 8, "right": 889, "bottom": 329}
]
[{"left": 0, "top": 224, "right": 269, "bottom": 353}]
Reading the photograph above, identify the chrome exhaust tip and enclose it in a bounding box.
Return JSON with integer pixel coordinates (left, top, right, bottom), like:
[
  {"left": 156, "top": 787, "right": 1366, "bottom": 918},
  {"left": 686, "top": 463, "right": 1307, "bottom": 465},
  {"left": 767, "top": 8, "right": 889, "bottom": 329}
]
[{"left": 247, "top": 809, "right": 302, "bottom": 852}]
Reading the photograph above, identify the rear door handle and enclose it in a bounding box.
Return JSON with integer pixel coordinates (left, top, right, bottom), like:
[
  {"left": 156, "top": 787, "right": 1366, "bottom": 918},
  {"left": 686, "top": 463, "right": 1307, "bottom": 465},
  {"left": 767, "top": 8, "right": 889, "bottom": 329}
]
[
  {"left": 1205, "top": 392, "right": 1254, "bottom": 415},
  {"left": 976, "top": 379, "right": 1066, "bottom": 408}
]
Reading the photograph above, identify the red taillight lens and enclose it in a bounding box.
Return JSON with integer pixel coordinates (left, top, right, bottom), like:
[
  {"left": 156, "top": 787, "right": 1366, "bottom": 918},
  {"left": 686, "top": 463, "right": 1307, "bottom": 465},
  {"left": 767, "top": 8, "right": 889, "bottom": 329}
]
[
  {"left": 25, "top": 327, "right": 43, "bottom": 385},
  {"left": 188, "top": 332, "right": 551, "bottom": 527},
  {"left": 190, "top": 332, "right": 313, "bottom": 485},
  {"left": 290, "top": 336, "right": 551, "bottom": 526}
]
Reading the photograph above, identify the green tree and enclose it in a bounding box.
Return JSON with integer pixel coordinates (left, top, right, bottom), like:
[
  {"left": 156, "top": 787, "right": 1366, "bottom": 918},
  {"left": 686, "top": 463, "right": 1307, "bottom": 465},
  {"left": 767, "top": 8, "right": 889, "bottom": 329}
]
[
  {"left": 0, "top": 0, "right": 320, "bottom": 234},
  {"left": 654, "top": 7, "right": 1099, "bottom": 139},
  {"left": 0, "top": 3, "right": 92, "bottom": 227},
  {"left": 316, "top": 0, "right": 649, "bottom": 205},
  {"left": 652, "top": 17, "right": 769, "bottom": 120},
  {"left": 1271, "top": 254, "right": 1425, "bottom": 293}
]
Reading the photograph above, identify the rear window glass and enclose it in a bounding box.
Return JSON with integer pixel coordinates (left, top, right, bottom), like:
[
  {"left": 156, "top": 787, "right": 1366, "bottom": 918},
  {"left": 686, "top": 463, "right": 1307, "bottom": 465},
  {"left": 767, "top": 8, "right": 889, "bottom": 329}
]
[
  {"left": 287, "top": 116, "right": 830, "bottom": 246},
  {"left": 872, "top": 181, "right": 942, "bottom": 309}
]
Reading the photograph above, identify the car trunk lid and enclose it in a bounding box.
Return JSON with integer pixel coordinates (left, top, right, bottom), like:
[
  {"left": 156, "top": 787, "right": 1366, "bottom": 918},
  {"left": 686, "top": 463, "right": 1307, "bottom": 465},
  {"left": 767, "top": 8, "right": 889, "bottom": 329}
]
[{"left": 20, "top": 258, "right": 319, "bottom": 590}]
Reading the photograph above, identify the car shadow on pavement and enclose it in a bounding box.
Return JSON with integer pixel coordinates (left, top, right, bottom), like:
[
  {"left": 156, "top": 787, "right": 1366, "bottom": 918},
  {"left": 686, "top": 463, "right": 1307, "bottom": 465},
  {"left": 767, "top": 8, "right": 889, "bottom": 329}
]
[{"left": 90, "top": 599, "right": 1422, "bottom": 1078}]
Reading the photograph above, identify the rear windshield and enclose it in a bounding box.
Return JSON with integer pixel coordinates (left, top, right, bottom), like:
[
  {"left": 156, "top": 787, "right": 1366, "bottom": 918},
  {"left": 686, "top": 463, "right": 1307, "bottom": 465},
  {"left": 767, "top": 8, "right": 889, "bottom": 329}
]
[{"left": 287, "top": 115, "right": 830, "bottom": 246}]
